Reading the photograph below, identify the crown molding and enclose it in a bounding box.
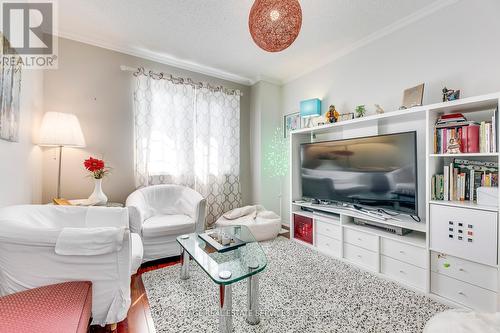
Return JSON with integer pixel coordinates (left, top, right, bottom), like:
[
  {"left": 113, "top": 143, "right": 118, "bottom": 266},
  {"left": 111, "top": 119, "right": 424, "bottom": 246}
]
[
  {"left": 54, "top": 31, "right": 256, "bottom": 86},
  {"left": 254, "top": 74, "right": 283, "bottom": 86},
  {"left": 283, "top": 0, "right": 459, "bottom": 84}
]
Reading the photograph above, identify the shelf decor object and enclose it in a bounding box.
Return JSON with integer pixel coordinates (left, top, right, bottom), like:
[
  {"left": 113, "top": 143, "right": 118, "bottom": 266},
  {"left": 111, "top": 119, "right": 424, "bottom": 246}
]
[
  {"left": 284, "top": 112, "right": 300, "bottom": 138},
  {"left": 38, "top": 112, "right": 86, "bottom": 199},
  {"left": 401, "top": 83, "right": 425, "bottom": 109},
  {"left": 249, "top": 0, "right": 302, "bottom": 52},
  {"left": 300, "top": 98, "right": 321, "bottom": 128}
]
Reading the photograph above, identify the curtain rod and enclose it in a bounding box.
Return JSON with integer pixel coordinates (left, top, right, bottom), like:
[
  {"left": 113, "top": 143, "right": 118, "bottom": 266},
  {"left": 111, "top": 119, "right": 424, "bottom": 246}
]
[{"left": 120, "top": 65, "right": 243, "bottom": 96}]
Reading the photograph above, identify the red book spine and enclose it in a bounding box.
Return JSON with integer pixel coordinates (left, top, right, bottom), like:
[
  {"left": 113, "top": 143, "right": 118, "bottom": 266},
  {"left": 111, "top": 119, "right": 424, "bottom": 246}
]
[
  {"left": 459, "top": 127, "right": 466, "bottom": 152},
  {"left": 467, "top": 125, "right": 480, "bottom": 153}
]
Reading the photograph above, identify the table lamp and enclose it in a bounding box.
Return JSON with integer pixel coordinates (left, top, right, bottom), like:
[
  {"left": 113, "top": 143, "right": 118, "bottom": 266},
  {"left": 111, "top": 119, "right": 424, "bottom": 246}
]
[
  {"left": 300, "top": 98, "right": 321, "bottom": 128},
  {"left": 38, "top": 112, "right": 86, "bottom": 199}
]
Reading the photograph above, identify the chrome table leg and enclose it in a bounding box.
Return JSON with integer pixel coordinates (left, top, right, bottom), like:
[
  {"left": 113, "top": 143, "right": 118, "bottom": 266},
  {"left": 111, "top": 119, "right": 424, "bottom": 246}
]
[
  {"left": 219, "top": 284, "right": 233, "bottom": 333},
  {"left": 180, "top": 248, "right": 190, "bottom": 280},
  {"left": 246, "top": 273, "right": 260, "bottom": 325}
]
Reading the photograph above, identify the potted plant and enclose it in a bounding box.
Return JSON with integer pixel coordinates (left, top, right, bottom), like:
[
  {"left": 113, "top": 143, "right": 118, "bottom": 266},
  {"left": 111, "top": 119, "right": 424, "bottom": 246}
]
[{"left": 355, "top": 105, "right": 366, "bottom": 118}]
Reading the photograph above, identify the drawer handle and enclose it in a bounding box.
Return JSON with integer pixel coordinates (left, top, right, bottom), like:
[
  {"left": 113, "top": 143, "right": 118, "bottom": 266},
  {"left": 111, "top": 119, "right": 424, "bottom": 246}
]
[
  {"left": 399, "top": 270, "right": 406, "bottom": 274},
  {"left": 357, "top": 238, "right": 363, "bottom": 241},
  {"left": 357, "top": 254, "right": 362, "bottom": 258},
  {"left": 458, "top": 268, "right": 465, "bottom": 272},
  {"left": 399, "top": 250, "right": 405, "bottom": 254},
  {"left": 326, "top": 243, "right": 330, "bottom": 247},
  {"left": 458, "top": 291, "right": 466, "bottom": 296}
]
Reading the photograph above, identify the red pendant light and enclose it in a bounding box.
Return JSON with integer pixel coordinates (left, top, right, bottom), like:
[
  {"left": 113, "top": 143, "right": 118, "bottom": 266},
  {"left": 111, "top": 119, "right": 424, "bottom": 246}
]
[{"left": 249, "top": 0, "right": 302, "bottom": 52}]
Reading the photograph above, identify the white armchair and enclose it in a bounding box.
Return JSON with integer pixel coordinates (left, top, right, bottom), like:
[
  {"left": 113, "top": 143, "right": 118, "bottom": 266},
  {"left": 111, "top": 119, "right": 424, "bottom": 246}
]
[
  {"left": 126, "top": 184, "right": 206, "bottom": 262},
  {"left": 0, "top": 205, "right": 143, "bottom": 326}
]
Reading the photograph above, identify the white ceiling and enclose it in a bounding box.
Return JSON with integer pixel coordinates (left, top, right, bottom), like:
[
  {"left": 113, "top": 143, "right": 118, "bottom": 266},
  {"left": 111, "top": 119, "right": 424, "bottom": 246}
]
[{"left": 57, "top": 0, "right": 454, "bottom": 85}]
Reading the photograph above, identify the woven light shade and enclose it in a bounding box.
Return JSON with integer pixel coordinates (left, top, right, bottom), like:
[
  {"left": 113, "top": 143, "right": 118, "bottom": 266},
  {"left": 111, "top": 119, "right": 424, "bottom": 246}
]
[{"left": 249, "top": 0, "right": 302, "bottom": 52}]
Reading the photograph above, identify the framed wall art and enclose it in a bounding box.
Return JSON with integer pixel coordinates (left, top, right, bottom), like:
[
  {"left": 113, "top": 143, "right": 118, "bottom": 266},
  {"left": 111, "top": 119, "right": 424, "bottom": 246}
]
[{"left": 284, "top": 112, "right": 301, "bottom": 138}]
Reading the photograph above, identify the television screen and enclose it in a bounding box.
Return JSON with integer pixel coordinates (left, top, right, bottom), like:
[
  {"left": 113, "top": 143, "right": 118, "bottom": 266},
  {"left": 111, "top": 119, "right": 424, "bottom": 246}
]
[{"left": 300, "top": 131, "right": 417, "bottom": 215}]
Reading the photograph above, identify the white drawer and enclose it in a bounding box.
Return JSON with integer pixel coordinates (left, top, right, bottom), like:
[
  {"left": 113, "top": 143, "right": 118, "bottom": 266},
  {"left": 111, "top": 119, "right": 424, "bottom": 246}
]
[
  {"left": 431, "top": 272, "right": 497, "bottom": 312},
  {"left": 381, "top": 238, "right": 426, "bottom": 268},
  {"left": 343, "top": 243, "right": 378, "bottom": 272},
  {"left": 316, "top": 220, "right": 341, "bottom": 240},
  {"left": 381, "top": 255, "right": 426, "bottom": 290},
  {"left": 431, "top": 252, "right": 498, "bottom": 292},
  {"left": 430, "top": 204, "right": 497, "bottom": 266},
  {"left": 316, "top": 234, "right": 341, "bottom": 258},
  {"left": 344, "top": 228, "right": 378, "bottom": 252}
]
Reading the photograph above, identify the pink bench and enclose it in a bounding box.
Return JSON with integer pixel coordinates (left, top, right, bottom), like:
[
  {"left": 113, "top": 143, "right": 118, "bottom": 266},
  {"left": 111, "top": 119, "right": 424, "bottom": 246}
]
[{"left": 0, "top": 281, "right": 92, "bottom": 333}]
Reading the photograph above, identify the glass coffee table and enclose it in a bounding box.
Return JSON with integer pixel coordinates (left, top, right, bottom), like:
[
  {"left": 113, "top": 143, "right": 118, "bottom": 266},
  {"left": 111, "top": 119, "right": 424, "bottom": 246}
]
[{"left": 177, "top": 225, "right": 267, "bottom": 333}]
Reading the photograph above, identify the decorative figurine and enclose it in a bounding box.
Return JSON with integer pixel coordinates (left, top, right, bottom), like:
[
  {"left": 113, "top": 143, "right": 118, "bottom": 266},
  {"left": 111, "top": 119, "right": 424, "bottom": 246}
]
[
  {"left": 374, "top": 104, "right": 384, "bottom": 114},
  {"left": 355, "top": 105, "right": 366, "bottom": 118},
  {"left": 442, "top": 87, "right": 461, "bottom": 102},
  {"left": 446, "top": 135, "right": 461, "bottom": 154},
  {"left": 325, "top": 105, "right": 340, "bottom": 123}
]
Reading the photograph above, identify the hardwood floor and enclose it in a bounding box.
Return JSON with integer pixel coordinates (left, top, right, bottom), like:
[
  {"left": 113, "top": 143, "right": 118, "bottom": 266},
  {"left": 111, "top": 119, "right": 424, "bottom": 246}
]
[{"left": 90, "top": 256, "right": 180, "bottom": 333}]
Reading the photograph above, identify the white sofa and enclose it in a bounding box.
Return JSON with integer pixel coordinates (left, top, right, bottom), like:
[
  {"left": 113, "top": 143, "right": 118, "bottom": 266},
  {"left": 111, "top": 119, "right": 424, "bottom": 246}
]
[
  {"left": 126, "top": 184, "right": 206, "bottom": 262},
  {"left": 0, "top": 205, "right": 143, "bottom": 326}
]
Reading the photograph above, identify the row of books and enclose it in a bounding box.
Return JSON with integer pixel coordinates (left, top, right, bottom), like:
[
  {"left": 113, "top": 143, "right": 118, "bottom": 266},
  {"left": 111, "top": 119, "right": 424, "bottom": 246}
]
[
  {"left": 433, "top": 111, "right": 497, "bottom": 154},
  {"left": 431, "top": 159, "right": 498, "bottom": 201}
]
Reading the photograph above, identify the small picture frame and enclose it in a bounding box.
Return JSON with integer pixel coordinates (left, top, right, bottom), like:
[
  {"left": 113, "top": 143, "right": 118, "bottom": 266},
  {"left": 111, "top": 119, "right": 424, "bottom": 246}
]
[
  {"left": 338, "top": 113, "right": 354, "bottom": 122},
  {"left": 401, "top": 83, "right": 425, "bottom": 109},
  {"left": 284, "top": 112, "right": 301, "bottom": 138}
]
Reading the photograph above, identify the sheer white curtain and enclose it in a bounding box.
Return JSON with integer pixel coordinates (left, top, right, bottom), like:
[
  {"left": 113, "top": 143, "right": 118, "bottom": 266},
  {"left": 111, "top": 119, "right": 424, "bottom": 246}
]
[{"left": 133, "top": 75, "right": 241, "bottom": 226}]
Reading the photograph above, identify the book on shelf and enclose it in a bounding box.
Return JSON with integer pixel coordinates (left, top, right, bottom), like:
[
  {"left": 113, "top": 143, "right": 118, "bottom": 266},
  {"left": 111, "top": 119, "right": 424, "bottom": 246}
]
[
  {"left": 436, "top": 113, "right": 466, "bottom": 125},
  {"left": 431, "top": 158, "right": 498, "bottom": 202},
  {"left": 433, "top": 110, "right": 497, "bottom": 154}
]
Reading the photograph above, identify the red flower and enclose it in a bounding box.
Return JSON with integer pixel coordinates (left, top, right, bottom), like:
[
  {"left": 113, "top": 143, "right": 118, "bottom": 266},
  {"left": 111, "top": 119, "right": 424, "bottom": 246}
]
[{"left": 84, "top": 157, "right": 105, "bottom": 172}]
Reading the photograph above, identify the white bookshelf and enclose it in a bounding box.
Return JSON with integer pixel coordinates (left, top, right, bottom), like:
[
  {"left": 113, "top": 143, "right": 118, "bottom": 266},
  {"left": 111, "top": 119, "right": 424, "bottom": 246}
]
[{"left": 289, "top": 92, "right": 500, "bottom": 311}]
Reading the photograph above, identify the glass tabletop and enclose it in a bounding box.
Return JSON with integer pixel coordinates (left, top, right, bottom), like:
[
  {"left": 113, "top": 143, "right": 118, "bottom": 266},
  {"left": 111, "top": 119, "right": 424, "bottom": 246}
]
[{"left": 176, "top": 225, "right": 268, "bottom": 285}]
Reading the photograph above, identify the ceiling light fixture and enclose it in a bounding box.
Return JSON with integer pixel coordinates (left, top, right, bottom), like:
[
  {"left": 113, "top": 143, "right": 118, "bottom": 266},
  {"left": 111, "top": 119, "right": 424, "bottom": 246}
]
[{"left": 249, "top": 0, "right": 302, "bottom": 53}]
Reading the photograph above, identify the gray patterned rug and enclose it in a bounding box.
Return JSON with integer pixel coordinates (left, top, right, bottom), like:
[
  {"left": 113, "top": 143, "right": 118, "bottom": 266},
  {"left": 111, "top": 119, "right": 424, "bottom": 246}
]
[{"left": 142, "top": 237, "right": 448, "bottom": 333}]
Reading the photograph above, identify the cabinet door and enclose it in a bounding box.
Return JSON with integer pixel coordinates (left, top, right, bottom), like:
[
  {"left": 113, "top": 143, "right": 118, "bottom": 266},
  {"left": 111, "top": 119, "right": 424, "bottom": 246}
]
[
  {"left": 430, "top": 204, "right": 497, "bottom": 266},
  {"left": 293, "top": 214, "right": 313, "bottom": 244}
]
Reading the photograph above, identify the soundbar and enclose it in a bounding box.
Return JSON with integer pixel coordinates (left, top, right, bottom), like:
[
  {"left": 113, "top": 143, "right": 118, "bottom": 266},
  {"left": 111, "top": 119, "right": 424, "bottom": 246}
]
[{"left": 353, "top": 218, "right": 413, "bottom": 236}]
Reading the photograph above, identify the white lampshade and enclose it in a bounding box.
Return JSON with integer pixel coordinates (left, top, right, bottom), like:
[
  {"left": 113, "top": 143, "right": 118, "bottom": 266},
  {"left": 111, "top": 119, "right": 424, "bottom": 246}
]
[{"left": 39, "top": 112, "right": 86, "bottom": 147}]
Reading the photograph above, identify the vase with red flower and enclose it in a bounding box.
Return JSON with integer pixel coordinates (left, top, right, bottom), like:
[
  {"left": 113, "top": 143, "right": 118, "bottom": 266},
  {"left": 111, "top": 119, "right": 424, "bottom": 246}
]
[{"left": 84, "top": 157, "right": 109, "bottom": 205}]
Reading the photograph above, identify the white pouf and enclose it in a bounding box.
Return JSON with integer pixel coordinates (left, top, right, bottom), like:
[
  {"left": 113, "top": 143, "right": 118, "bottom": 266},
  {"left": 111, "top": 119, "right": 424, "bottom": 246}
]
[{"left": 215, "top": 206, "right": 281, "bottom": 241}]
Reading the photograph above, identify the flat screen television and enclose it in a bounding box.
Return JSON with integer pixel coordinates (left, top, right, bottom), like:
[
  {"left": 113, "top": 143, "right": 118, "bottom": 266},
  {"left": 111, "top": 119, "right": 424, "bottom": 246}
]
[{"left": 300, "top": 131, "right": 418, "bottom": 215}]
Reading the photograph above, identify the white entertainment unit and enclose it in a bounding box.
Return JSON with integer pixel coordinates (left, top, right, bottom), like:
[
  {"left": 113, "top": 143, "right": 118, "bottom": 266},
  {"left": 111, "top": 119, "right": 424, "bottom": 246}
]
[{"left": 289, "top": 92, "right": 500, "bottom": 312}]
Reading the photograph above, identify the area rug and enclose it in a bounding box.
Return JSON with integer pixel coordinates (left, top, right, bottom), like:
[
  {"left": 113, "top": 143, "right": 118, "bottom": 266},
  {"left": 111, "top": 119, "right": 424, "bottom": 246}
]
[{"left": 142, "top": 237, "right": 448, "bottom": 333}]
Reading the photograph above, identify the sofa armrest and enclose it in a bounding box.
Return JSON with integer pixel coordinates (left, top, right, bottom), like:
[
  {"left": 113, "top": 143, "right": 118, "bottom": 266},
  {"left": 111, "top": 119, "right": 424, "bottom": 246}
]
[
  {"left": 194, "top": 198, "right": 207, "bottom": 233},
  {"left": 126, "top": 205, "right": 144, "bottom": 235},
  {"left": 125, "top": 192, "right": 150, "bottom": 235},
  {"left": 177, "top": 189, "right": 207, "bottom": 233}
]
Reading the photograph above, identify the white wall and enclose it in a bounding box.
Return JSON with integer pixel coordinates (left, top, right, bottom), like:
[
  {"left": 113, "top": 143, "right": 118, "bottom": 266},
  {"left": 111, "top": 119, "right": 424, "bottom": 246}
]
[
  {"left": 0, "top": 70, "right": 43, "bottom": 207},
  {"left": 42, "top": 38, "right": 252, "bottom": 204},
  {"left": 281, "top": 0, "right": 500, "bottom": 224}
]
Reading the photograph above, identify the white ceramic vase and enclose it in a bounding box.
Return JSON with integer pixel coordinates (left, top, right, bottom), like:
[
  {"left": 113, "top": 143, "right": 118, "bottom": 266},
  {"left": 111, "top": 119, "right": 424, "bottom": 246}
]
[{"left": 88, "top": 178, "right": 108, "bottom": 206}]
